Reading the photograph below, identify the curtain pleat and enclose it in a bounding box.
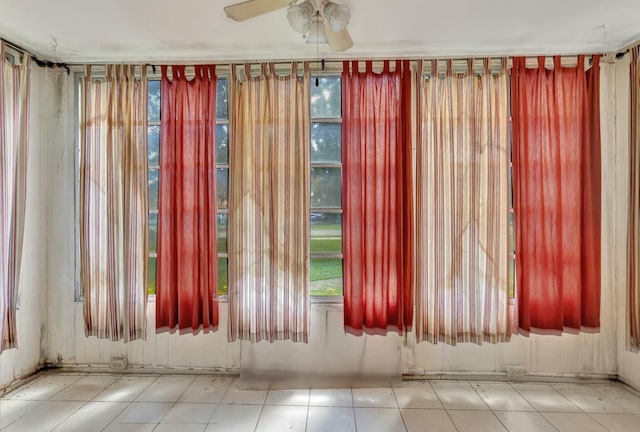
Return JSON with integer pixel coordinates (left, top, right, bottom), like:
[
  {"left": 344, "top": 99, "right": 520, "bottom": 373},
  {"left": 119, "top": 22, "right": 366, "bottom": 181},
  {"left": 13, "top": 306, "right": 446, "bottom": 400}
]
[
  {"left": 0, "top": 45, "right": 31, "bottom": 352},
  {"left": 80, "top": 64, "right": 148, "bottom": 342},
  {"left": 415, "top": 59, "right": 511, "bottom": 345},
  {"left": 228, "top": 63, "right": 310, "bottom": 343},
  {"left": 342, "top": 60, "right": 414, "bottom": 335},
  {"left": 629, "top": 47, "right": 640, "bottom": 352},
  {"left": 156, "top": 65, "right": 219, "bottom": 333},
  {"left": 512, "top": 56, "right": 601, "bottom": 333}
]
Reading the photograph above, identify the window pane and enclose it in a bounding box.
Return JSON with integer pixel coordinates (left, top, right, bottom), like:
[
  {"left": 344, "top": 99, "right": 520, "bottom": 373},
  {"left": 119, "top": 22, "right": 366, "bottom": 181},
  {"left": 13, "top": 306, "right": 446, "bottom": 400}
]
[
  {"left": 149, "top": 213, "right": 158, "bottom": 254},
  {"left": 148, "top": 125, "right": 159, "bottom": 166},
  {"left": 217, "top": 213, "right": 227, "bottom": 253},
  {"left": 218, "top": 257, "right": 228, "bottom": 296},
  {"left": 217, "top": 168, "right": 228, "bottom": 209},
  {"left": 216, "top": 124, "right": 228, "bottom": 164},
  {"left": 509, "top": 166, "right": 514, "bottom": 207},
  {"left": 509, "top": 211, "right": 515, "bottom": 254},
  {"left": 310, "top": 258, "right": 343, "bottom": 296},
  {"left": 217, "top": 78, "right": 228, "bottom": 120},
  {"left": 149, "top": 168, "right": 159, "bottom": 210},
  {"left": 509, "top": 258, "right": 515, "bottom": 299},
  {"left": 311, "top": 76, "right": 341, "bottom": 118},
  {"left": 148, "top": 80, "right": 161, "bottom": 122},
  {"left": 311, "top": 167, "right": 341, "bottom": 208},
  {"left": 311, "top": 123, "right": 341, "bottom": 163},
  {"left": 311, "top": 213, "right": 342, "bottom": 253},
  {"left": 148, "top": 256, "right": 156, "bottom": 295}
]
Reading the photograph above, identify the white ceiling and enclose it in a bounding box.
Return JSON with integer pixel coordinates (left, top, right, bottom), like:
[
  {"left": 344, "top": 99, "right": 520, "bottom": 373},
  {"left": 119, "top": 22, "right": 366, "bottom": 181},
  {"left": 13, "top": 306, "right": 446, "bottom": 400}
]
[{"left": 0, "top": 0, "right": 639, "bottom": 63}]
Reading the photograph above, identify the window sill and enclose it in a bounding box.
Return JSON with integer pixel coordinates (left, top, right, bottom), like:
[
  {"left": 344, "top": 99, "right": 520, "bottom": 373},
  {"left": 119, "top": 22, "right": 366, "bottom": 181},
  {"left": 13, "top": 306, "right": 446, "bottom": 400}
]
[
  {"left": 143, "top": 294, "right": 343, "bottom": 305},
  {"left": 77, "top": 293, "right": 343, "bottom": 304}
]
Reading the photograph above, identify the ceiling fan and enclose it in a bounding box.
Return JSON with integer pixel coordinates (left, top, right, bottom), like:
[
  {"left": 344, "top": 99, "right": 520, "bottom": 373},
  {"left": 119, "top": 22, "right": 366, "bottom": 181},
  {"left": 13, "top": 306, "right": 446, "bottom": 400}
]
[{"left": 224, "top": 0, "right": 354, "bottom": 52}]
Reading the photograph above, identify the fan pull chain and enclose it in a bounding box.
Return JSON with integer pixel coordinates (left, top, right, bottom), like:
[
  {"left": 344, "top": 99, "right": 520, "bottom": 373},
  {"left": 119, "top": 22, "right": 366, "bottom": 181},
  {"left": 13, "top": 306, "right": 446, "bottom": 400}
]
[{"left": 316, "top": 10, "right": 320, "bottom": 86}]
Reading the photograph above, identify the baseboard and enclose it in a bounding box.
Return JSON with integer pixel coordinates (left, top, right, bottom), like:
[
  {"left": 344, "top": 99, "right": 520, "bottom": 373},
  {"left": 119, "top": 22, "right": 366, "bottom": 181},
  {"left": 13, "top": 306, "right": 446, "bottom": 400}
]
[
  {"left": 5, "top": 364, "right": 635, "bottom": 395},
  {"left": 616, "top": 376, "right": 640, "bottom": 396},
  {"left": 0, "top": 365, "right": 45, "bottom": 396},
  {"left": 402, "top": 370, "right": 619, "bottom": 384},
  {"left": 47, "top": 363, "right": 240, "bottom": 376}
]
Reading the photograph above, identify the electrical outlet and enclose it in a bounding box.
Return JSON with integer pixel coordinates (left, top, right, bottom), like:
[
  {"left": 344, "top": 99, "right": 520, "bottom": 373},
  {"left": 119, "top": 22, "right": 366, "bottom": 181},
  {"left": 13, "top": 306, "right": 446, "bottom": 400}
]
[
  {"left": 110, "top": 356, "right": 128, "bottom": 370},
  {"left": 506, "top": 364, "right": 525, "bottom": 377}
]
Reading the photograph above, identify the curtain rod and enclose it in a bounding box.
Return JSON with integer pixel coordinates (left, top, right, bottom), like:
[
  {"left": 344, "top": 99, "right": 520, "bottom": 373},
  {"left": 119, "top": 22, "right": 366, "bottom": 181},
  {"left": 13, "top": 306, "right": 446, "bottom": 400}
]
[
  {"left": 75, "top": 55, "right": 600, "bottom": 67},
  {"left": 83, "top": 55, "right": 600, "bottom": 81},
  {"left": 2, "top": 34, "right": 605, "bottom": 73},
  {"left": 1, "top": 37, "right": 70, "bottom": 74}
]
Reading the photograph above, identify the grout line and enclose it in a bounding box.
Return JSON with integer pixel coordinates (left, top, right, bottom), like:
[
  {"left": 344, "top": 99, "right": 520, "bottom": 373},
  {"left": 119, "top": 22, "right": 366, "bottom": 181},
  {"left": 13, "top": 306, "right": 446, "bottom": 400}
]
[
  {"left": 588, "top": 382, "right": 635, "bottom": 414},
  {"left": 304, "top": 405, "right": 310, "bottom": 432},
  {"left": 351, "top": 387, "right": 358, "bottom": 432},
  {"left": 98, "top": 400, "right": 130, "bottom": 432},
  {"left": 250, "top": 378, "right": 269, "bottom": 432},
  {"left": 44, "top": 399, "right": 88, "bottom": 432},
  {"left": 429, "top": 379, "right": 461, "bottom": 432},
  {"left": 491, "top": 409, "right": 512, "bottom": 432},
  {"left": 467, "top": 380, "right": 492, "bottom": 411},
  {"left": 391, "top": 386, "right": 409, "bottom": 431},
  {"left": 506, "top": 382, "right": 562, "bottom": 432},
  {"left": 584, "top": 410, "right": 620, "bottom": 431}
]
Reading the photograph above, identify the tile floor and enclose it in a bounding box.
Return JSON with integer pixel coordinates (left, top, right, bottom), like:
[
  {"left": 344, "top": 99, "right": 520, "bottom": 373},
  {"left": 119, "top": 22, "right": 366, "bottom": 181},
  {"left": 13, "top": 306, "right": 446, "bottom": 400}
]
[{"left": 1, "top": 372, "right": 640, "bottom": 431}]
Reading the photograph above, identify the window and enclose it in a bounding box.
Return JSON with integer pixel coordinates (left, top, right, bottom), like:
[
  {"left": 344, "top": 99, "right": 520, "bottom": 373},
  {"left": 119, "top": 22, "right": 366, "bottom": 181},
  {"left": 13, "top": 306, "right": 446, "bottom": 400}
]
[
  {"left": 147, "top": 80, "right": 160, "bottom": 295},
  {"left": 216, "top": 78, "right": 229, "bottom": 296},
  {"left": 310, "top": 76, "right": 343, "bottom": 296},
  {"left": 147, "top": 72, "right": 341, "bottom": 297},
  {"left": 146, "top": 76, "right": 230, "bottom": 296},
  {"left": 509, "top": 91, "right": 516, "bottom": 299}
]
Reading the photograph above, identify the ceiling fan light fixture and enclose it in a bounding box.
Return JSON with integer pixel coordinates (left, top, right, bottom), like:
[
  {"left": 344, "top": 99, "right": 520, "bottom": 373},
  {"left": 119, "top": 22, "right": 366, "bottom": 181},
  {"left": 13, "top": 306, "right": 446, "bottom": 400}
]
[
  {"left": 323, "top": 1, "right": 351, "bottom": 32},
  {"left": 287, "top": 0, "right": 315, "bottom": 34},
  {"left": 306, "top": 16, "right": 328, "bottom": 44}
]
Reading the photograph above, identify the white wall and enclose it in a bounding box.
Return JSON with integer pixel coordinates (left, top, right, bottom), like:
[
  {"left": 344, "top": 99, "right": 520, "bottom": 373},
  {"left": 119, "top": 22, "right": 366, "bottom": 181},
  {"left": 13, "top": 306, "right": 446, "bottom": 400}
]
[
  {"left": 34, "top": 57, "right": 631, "bottom": 386},
  {"left": 0, "top": 65, "right": 64, "bottom": 389},
  {"left": 43, "top": 70, "right": 75, "bottom": 367},
  {"left": 614, "top": 54, "right": 640, "bottom": 390}
]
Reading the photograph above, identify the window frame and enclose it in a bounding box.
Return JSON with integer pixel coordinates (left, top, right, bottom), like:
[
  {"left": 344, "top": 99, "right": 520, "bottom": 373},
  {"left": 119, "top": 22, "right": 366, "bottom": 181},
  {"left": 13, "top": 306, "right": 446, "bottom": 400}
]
[
  {"left": 215, "top": 78, "right": 229, "bottom": 300},
  {"left": 309, "top": 74, "right": 344, "bottom": 299},
  {"left": 146, "top": 75, "right": 231, "bottom": 300},
  {"left": 147, "top": 79, "right": 160, "bottom": 300}
]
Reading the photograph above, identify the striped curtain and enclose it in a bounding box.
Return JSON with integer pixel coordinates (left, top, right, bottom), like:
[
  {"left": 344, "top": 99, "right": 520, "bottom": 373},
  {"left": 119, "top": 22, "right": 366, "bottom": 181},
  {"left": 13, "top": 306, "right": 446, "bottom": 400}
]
[
  {"left": 80, "top": 65, "right": 148, "bottom": 342},
  {"left": 415, "top": 59, "right": 511, "bottom": 345},
  {"left": 629, "top": 47, "right": 640, "bottom": 352},
  {"left": 342, "top": 60, "right": 414, "bottom": 334},
  {"left": 228, "top": 63, "right": 310, "bottom": 342},
  {"left": 0, "top": 44, "right": 31, "bottom": 352}
]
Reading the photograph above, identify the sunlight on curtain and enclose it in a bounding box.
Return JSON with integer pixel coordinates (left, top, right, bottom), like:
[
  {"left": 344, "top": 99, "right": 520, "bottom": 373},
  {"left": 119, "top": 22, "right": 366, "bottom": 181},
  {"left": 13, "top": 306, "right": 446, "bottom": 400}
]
[
  {"left": 628, "top": 47, "right": 640, "bottom": 352},
  {"left": 228, "top": 63, "right": 310, "bottom": 343},
  {"left": 156, "top": 65, "right": 219, "bottom": 334},
  {"left": 512, "top": 56, "right": 601, "bottom": 333},
  {"left": 415, "top": 59, "right": 511, "bottom": 345},
  {"left": 342, "top": 60, "right": 414, "bottom": 335},
  {"left": 0, "top": 44, "right": 30, "bottom": 352},
  {"left": 80, "top": 65, "right": 148, "bottom": 342}
]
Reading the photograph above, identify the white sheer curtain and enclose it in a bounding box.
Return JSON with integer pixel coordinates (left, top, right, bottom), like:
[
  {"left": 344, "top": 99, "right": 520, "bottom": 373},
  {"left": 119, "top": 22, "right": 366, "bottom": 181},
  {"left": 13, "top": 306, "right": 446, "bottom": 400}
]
[
  {"left": 80, "top": 65, "right": 148, "bottom": 342},
  {"left": 0, "top": 44, "right": 31, "bottom": 352},
  {"left": 415, "top": 59, "right": 511, "bottom": 345},
  {"left": 228, "top": 63, "right": 310, "bottom": 343}
]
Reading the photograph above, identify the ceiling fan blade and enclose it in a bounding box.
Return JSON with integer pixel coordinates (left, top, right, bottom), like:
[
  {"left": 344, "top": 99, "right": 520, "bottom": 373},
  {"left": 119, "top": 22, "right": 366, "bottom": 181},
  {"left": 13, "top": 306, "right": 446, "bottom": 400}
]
[
  {"left": 324, "top": 21, "right": 353, "bottom": 52},
  {"left": 224, "top": 0, "right": 291, "bottom": 21}
]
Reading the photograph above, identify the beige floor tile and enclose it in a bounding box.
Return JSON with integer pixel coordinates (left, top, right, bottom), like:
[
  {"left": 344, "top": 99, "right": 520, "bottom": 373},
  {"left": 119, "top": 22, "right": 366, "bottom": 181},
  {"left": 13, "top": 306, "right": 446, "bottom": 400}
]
[{"left": 402, "top": 408, "right": 456, "bottom": 432}]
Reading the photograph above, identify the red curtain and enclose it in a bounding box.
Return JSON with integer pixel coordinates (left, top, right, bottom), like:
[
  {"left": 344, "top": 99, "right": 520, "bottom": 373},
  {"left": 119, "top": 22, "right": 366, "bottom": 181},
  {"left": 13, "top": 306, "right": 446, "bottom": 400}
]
[
  {"left": 156, "top": 65, "right": 219, "bottom": 333},
  {"left": 342, "top": 60, "right": 413, "bottom": 334},
  {"left": 512, "top": 56, "right": 601, "bottom": 332}
]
